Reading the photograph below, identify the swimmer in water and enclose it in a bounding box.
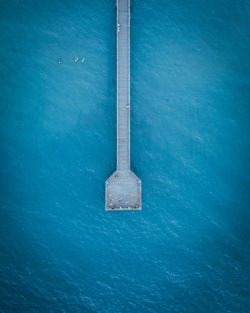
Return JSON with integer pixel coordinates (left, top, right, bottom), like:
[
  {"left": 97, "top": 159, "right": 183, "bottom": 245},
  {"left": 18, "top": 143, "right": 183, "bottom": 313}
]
[
  {"left": 81, "top": 58, "right": 85, "bottom": 63},
  {"left": 57, "top": 59, "right": 61, "bottom": 64},
  {"left": 74, "top": 57, "right": 79, "bottom": 62}
]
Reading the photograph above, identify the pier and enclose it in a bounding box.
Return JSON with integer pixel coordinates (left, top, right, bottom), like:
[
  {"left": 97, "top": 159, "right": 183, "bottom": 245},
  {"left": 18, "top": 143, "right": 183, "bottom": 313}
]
[{"left": 105, "top": 0, "right": 141, "bottom": 210}]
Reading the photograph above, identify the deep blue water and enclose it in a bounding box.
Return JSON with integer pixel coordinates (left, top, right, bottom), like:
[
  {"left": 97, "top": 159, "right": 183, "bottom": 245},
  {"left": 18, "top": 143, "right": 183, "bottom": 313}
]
[{"left": 0, "top": 0, "right": 249, "bottom": 312}]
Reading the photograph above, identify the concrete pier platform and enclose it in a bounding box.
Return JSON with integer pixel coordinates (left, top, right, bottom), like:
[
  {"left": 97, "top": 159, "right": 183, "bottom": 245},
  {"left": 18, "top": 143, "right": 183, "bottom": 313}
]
[
  {"left": 105, "top": 0, "right": 141, "bottom": 211},
  {"left": 106, "top": 171, "right": 141, "bottom": 210}
]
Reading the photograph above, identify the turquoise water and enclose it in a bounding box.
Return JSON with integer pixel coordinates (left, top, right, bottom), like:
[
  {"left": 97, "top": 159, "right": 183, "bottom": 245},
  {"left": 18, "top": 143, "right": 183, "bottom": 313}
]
[{"left": 0, "top": 0, "right": 249, "bottom": 312}]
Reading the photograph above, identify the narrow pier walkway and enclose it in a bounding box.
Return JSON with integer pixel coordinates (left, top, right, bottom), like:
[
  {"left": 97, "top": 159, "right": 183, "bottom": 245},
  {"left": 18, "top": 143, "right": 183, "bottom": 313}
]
[{"left": 105, "top": 0, "right": 141, "bottom": 210}]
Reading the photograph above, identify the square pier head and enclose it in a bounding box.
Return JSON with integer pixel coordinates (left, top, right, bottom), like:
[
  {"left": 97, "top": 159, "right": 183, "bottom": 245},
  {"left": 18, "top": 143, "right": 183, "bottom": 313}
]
[{"left": 105, "top": 171, "right": 141, "bottom": 210}]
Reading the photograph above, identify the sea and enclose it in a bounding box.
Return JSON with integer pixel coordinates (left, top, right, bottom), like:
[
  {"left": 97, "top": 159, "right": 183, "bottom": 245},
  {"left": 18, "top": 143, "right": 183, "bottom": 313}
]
[{"left": 0, "top": 0, "right": 249, "bottom": 312}]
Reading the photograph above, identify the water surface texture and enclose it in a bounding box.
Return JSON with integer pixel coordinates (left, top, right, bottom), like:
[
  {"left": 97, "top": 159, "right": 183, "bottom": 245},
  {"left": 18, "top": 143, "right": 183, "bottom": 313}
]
[{"left": 0, "top": 0, "right": 249, "bottom": 312}]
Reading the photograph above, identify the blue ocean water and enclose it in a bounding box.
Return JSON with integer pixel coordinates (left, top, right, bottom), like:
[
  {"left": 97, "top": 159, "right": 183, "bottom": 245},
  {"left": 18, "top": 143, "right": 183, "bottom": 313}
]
[{"left": 0, "top": 0, "right": 249, "bottom": 312}]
